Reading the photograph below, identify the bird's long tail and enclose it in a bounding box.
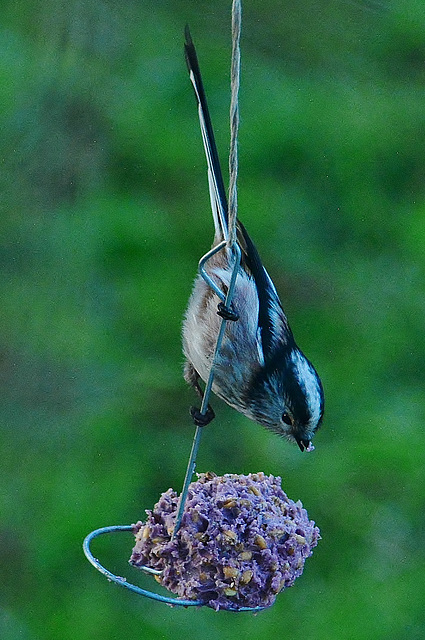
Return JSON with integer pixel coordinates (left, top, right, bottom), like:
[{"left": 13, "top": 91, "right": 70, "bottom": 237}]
[{"left": 184, "top": 26, "right": 229, "bottom": 241}]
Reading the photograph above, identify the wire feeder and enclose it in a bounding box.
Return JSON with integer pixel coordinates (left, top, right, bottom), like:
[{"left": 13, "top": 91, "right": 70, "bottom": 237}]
[{"left": 82, "top": 0, "right": 254, "bottom": 611}]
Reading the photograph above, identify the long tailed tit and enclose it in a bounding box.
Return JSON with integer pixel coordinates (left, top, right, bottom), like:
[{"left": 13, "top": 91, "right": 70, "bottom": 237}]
[{"left": 182, "top": 28, "right": 324, "bottom": 452}]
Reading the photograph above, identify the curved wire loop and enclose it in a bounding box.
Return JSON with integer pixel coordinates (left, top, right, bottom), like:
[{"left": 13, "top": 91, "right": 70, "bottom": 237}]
[
  {"left": 198, "top": 240, "right": 228, "bottom": 302},
  {"left": 83, "top": 524, "right": 265, "bottom": 612},
  {"left": 83, "top": 525, "right": 203, "bottom": 607}
]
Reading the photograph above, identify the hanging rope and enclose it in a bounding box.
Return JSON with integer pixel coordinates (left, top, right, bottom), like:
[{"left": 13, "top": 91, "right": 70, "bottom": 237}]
[{"left": 227, "top": 0, "right": 242, "bottom": 247}]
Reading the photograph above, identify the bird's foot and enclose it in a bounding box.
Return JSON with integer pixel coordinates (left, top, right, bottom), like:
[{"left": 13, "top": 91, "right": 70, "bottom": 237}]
[
  {"left": 190, "top": 404, "right": 215, "bottom": 427},
  {"left": 217, "top": 302, "right": 239, "bottom": 322}
]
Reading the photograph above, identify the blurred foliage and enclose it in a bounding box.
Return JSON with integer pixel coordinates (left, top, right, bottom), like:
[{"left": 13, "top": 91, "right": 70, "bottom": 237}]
[{"left": 1, "top": 0, "right": 424, "bottom": 638}]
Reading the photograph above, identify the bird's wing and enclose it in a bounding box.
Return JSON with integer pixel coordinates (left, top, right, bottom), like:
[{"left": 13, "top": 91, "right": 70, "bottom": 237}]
[{"left": 237, "top": 221, "right": 293, "bottom": 360}]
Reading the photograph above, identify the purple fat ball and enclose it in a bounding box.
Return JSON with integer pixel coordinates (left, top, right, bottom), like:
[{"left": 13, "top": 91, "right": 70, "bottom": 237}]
[{"left": 130, "top": 472, "right": 320, "bottom": 611}]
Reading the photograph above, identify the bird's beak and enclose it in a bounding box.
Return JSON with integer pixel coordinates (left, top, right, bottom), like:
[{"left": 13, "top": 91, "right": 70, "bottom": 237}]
[{"left": 296, "top": 437, "right": 315, "bottom": 453}]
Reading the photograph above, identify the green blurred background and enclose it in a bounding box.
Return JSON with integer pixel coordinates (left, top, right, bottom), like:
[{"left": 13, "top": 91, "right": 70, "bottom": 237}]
[{"left": 1, "top": 0, "right": 424, "bottom": 638}]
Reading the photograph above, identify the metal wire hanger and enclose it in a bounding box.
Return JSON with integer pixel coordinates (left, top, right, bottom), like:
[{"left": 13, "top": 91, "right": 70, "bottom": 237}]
[{"left": 82, "top": 0, "right": 260, "bottom": 611}]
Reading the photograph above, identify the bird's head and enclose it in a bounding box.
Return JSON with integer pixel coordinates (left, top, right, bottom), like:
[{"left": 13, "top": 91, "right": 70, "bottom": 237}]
[{"left": 246, "top": 348, "right": 324, "bottom": 451}]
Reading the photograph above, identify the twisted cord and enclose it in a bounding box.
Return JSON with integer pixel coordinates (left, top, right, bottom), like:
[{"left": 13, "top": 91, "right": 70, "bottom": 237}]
[{"left": 228, "top": 0, "right": 242, "bottom": 247}]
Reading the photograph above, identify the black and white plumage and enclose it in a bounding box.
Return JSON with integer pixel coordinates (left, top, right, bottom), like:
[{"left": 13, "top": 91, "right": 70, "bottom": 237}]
[{"left": 182, "top": 28, "right": 324, "bottom": 452}]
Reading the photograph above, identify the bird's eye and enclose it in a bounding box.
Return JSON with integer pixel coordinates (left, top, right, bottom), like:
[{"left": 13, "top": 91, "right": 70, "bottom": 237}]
[{"left": 281, "top": 412, "right": 293, "bottom": 426}]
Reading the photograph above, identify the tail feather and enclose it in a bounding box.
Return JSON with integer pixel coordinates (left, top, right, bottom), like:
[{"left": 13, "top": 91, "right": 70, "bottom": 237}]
[{"left": 184, "top": 26, "right": 228, "bottom": 240}]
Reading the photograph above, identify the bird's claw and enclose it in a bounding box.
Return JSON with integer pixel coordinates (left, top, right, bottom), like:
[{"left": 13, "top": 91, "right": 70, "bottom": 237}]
[
  {"left": 217, "top": 302, "right": 239, "bottom": 322},
  {"left": 190, "top": 405, "right": 215, "bottom": 427}
]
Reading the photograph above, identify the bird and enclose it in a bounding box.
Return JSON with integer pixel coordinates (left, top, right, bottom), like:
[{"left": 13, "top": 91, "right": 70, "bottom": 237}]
[{"left": 182, "top": 27, "right": 324, "bottom": 452}]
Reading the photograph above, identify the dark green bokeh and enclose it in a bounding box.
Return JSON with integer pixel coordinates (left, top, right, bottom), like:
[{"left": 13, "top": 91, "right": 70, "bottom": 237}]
[{"left": 1, "top": 1, "right": 424, "bottom": 638}]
